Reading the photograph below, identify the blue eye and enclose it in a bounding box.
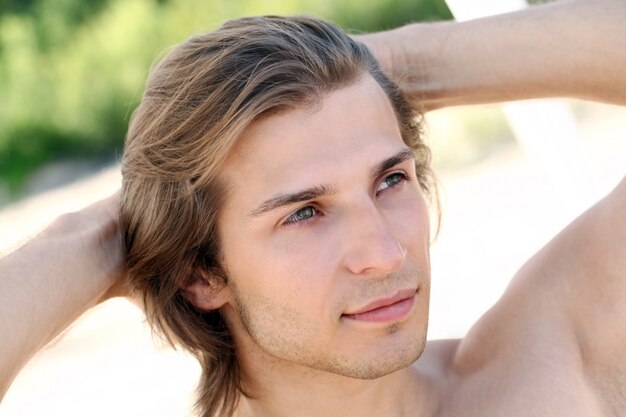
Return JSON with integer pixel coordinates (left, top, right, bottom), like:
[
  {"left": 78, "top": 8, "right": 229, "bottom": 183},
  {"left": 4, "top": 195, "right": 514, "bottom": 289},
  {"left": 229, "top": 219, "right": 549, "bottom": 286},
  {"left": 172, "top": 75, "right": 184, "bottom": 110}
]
[
  {"left": 376, "top": 172, "right": 407, "bottom": 194},
  {"left": 284, "top": 206, "right": 318, "bottom": 225}
]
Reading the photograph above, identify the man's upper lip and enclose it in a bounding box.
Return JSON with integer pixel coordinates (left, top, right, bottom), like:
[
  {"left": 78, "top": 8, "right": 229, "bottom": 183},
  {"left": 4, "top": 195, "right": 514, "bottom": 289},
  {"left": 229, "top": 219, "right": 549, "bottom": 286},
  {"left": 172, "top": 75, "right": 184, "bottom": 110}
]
[{"left": 344, "top": 288, "right": 417, "bottom": 315}]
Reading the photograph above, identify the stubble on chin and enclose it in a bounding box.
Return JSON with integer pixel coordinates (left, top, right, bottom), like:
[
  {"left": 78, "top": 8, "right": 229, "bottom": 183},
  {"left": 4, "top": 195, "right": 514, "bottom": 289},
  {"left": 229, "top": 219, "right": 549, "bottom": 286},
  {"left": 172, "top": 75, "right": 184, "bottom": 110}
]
[{"left": 226, "top": 269, "right": 429, "bottom": 381}]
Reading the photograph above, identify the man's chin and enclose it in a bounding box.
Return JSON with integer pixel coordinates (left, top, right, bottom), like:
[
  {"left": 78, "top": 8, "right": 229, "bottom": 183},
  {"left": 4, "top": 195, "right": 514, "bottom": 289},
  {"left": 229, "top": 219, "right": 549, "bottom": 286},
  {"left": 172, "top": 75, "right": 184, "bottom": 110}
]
[{"left": 317, "top": 335, "right": 427, "bottom": 380}]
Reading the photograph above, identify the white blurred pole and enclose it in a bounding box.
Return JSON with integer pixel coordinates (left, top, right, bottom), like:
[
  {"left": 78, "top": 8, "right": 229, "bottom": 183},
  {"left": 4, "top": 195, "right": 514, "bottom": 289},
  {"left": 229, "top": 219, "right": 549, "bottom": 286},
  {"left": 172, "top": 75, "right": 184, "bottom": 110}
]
[
  {"left": 444, "top": 0, "right": 526, "bottom": 18},
  {"left": 444, "top": 0, "right": 596, "bottom": 217}
]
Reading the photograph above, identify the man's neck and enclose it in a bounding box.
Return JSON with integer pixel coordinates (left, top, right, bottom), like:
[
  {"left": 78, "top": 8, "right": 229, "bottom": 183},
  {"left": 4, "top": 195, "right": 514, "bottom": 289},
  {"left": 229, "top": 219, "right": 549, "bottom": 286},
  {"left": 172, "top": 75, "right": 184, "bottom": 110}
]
[{"left": 233, "top": 349, "right": 437, "bottom": 417}]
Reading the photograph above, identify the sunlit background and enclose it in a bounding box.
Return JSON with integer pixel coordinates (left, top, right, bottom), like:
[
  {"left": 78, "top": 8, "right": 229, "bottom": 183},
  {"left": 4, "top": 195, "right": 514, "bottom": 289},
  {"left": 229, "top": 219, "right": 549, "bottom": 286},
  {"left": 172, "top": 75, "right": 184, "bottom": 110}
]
[{"left": 1, "top": 0, "right": 625, "bottom": 416}]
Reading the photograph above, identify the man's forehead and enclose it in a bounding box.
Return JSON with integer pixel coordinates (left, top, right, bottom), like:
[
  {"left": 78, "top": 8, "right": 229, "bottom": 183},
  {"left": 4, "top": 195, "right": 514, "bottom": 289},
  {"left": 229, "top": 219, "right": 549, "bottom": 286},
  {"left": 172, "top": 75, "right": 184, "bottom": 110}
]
[{"left": 221, "top": 76, "right": 403, "bottom": 177}]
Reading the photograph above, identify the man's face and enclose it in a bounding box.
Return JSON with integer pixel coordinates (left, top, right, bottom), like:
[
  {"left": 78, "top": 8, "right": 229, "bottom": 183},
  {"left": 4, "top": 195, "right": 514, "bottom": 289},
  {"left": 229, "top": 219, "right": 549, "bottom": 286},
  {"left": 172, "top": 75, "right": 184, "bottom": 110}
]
[{"left": 216, "top": 75, "right": 431, "bottom": 380}]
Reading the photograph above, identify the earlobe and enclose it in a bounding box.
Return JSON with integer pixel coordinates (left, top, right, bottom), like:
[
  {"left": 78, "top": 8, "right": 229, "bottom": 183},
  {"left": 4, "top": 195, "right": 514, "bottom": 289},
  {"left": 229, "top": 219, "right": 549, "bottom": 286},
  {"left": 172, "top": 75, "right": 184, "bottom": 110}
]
[{"left": 182, "top": 269, "right": 230, "bottom": 311}]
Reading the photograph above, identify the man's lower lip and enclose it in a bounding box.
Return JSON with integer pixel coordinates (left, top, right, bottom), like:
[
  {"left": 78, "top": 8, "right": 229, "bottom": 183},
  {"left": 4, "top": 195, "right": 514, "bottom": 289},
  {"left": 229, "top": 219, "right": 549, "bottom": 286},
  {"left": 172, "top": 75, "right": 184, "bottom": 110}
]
[{"left": 342, "top": 295, "right": 415, "bottom": 323}]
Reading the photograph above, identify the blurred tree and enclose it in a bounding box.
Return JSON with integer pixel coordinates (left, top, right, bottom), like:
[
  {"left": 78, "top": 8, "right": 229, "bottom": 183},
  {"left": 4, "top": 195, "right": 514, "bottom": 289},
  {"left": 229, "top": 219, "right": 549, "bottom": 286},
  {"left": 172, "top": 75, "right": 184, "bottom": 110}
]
[
  {"left": 30, "top": 0, "right": 112, "bottom": 51},
  {"left": 330, "top": 0, "right": 451, "bottom": 32},
  {"left": 0, "top": 0, "right": 37, "bottom": 16},
  {"left": 0, "top": 0, "right": 451, "bottom": 196}
]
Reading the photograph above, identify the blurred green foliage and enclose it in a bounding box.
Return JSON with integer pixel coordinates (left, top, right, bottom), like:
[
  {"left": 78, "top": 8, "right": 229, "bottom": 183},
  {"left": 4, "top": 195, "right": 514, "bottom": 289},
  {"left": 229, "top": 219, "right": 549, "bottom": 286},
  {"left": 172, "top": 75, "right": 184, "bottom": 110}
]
[{"left": 0, "top": 0, "right": 451, "bottom": 195}]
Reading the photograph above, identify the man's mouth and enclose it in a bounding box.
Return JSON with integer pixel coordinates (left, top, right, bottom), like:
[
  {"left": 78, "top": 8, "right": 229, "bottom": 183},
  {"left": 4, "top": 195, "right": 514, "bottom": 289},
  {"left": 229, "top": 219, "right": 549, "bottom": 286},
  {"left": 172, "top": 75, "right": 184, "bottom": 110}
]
[{"left": 342, "top": 288, "right": 417, "bottom": 323}]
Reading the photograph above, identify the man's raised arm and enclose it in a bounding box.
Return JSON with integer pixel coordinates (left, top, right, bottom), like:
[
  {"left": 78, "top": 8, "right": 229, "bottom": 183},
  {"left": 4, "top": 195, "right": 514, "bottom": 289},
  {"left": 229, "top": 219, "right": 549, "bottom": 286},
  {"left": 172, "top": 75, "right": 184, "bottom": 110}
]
[
  {"left": 0, "top": 193, "right": 127, "bottom": 400},
  {"left": 363, "top": 0, "right": 626, "bottom": 408},
  {"left": 359, "top": 0, "right": 626, "bottom": 110}
]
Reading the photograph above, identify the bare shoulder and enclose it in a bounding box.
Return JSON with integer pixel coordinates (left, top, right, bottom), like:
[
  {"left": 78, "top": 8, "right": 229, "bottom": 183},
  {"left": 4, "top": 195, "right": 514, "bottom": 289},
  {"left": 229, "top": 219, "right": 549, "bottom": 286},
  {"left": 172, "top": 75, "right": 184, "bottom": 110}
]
[{"left": 446, "top": 176, "right": 626, "bottom": 416}]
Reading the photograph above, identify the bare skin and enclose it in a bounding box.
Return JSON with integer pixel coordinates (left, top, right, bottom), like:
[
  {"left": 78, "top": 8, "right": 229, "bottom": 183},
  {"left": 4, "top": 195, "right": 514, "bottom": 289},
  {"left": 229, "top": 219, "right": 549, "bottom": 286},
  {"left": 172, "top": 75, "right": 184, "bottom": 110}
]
[
  {"left": 1, "top": 0, "right": 625, "bottom": 415},
  {"left": 357, "top": 0, "right": 626, "bottom": 111},
  {"left": 0, "top": 194, "right": 127, "bottom": 399}
]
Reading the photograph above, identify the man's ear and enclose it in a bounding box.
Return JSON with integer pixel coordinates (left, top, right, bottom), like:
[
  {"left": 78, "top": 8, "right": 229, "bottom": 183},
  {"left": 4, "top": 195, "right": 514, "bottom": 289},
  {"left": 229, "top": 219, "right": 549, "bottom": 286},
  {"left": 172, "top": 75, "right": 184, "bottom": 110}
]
[{"left": 181, "top": 268, "right": 230, "bottom": 311}]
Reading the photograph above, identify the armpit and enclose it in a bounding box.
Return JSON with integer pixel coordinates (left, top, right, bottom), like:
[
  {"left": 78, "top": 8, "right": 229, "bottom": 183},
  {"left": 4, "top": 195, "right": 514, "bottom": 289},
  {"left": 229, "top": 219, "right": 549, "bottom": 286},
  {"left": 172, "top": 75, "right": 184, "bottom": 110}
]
[{"left": 589, "top": 359, "right": 626, "bottom": 417}]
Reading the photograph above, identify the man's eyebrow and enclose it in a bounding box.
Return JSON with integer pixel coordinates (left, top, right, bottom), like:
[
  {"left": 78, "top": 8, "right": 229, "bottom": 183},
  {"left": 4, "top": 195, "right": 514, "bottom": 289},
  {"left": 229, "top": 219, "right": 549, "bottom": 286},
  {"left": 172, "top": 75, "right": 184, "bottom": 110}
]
[
  {"left": 248, "top": 148, "right": 415, "bottom": 218},
  {"left": 249, "top": 185, "right": 335, "bottom": 217},
  {"left": 372, "top": 148, "right": 415, "bottom": 180}
]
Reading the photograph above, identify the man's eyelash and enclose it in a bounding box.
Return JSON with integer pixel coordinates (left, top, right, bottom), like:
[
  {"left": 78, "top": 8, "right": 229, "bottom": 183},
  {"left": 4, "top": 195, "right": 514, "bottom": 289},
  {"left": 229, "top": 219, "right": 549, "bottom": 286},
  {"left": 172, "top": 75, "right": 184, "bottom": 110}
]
[
  {"left": 389, "top": 172, "right": 409, "bottom": 183},
  {"left": 282, "top": 205, "right": 320, "bottom": 227},
  {"left": 377, "top": 171, "right": 409, "bottom": 194}
]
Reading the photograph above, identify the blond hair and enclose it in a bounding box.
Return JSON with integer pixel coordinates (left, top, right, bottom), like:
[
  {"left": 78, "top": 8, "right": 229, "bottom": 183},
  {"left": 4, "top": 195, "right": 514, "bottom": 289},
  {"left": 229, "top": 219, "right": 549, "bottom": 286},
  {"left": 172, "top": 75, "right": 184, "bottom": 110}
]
[{"left": 121, "top": 15, "right": 433, "bottom": 417}]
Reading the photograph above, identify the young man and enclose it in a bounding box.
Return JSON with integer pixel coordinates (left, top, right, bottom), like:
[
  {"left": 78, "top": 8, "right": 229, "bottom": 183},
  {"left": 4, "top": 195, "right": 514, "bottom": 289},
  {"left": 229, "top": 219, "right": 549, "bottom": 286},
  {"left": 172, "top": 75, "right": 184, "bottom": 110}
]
[
  {"left": 121, "top": 16, "right": 435, "bottom": 417},
  {"left": 1, "top": 1, "right": 624, "bottom": 416}
]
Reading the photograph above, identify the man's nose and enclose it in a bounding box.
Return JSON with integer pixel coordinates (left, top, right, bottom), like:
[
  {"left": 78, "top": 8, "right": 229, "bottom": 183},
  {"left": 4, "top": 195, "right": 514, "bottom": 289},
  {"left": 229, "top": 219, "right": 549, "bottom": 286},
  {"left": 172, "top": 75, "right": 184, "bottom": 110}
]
[{"left": 341, "top": 198, "right": 407, "bottom": 276}]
